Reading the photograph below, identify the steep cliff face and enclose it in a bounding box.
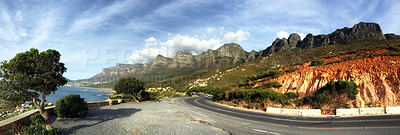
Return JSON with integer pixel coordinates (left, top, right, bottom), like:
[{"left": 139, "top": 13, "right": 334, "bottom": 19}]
[
  {"left": 151, "top": 55, "right": 173, "bottom": 69},
  {"left": 87, "top": 63, "right": 139, "bottom": 82},
  {"left": 270, "top": 55, "right": 400, "bottom": 107},
  {"left": 74, "top": 43, "right": 252, "bottom": 84},
  {"left": 263, "top": 22, "right": 387, "bottom": 56}
]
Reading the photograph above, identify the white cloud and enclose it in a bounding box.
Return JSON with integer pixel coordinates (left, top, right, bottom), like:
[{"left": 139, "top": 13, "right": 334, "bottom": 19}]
[
  {"left": 223, "top": 30, "right": 250, "bottom": 43},
  {"left": 276, "top": 30, "right": 289, "bottom": 39},
  {"left": 161, "top": 35, "right": 222, "bottom": 54},
  {"left": 129, "top": 34, "right": 223, "bottom": 64},
  {"left": 207, "top": 27, "right": 216, "bottom": 33},
  {"left": 129, "top": 48, "right": 165, "bottom": 64},
  {"left": 144, "top": 37, "right": 158, "bottom": 47},
  {"left": 67, "top": 0, "right": 136, "bottom": 33}
]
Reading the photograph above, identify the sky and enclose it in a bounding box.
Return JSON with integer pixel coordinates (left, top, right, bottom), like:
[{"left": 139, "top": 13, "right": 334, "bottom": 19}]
[{"left": 0, "top": 0, "right": 399, "bottom": 80}]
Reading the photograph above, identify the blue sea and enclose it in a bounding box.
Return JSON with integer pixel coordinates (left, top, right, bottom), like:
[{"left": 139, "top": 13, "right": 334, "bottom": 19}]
[{"left": 44, "top": 86, "right": 110, "bottom": 104}]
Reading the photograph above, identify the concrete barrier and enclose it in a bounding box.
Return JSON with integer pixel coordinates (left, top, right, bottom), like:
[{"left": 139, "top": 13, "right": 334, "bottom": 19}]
[
  {"left": 300, "top": 109, "right": 322, "bottom": 116},
  {"left": 0, "top": 106, "right": 55, "bottom": 135},
  {"left": 336, "top": 108, "right": 360, "bottom": 116},
  {"left": 385, "top": 107, "right": 400, "bottom": 114},
  {"left": 87, "top": 101, "right": 110, "bottom": 108},
  {"left": 266, "top": 107, "right": 282, "bottom": 114},
  {"left": 280, "top": 108, "right": 300, "bottom": 116},
  {"left": 359, "top": 107, "right": 385, "bottom": 115}
]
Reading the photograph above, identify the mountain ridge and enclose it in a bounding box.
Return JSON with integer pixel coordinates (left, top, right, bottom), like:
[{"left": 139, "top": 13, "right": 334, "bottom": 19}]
[{"left": 69, "top": 22, "right": 397, "bottom": 87}]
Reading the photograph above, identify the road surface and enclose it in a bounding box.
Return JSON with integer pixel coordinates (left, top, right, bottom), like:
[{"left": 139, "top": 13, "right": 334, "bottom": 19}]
[{"left": 180, "top": 96, "right": 400, "bottom": 135}]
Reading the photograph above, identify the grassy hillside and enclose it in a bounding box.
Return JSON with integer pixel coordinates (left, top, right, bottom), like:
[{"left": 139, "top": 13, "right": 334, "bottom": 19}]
[{"left": 148, "top": 39, "right": 400, "bottom": 90}]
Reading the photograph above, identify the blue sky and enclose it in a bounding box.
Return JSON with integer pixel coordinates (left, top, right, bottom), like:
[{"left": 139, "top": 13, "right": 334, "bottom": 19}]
[{"left": 0, "top": 0, "right": 399, "bottom": 80}]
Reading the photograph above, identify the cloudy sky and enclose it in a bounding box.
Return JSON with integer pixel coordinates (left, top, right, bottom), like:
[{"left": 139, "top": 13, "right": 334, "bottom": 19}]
[{"left": 0, "top": 0, "right": 398, "bottom": 80}]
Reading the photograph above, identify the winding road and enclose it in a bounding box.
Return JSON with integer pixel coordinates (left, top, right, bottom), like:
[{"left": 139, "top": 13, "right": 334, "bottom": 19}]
[{"left": 181, "top": 96, "right": 400, "bottom": 135}]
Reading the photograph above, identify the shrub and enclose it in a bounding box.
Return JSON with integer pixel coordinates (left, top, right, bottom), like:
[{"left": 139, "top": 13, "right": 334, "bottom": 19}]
[
  {"left": 20, "top": 114, "right": 62, "bottom": 135},
  {"left": 284, "top": 68, "right": 299, "bottom": 73},
  {"left": 186, "top": 91, "right": 192, "bottom": 97},
  {"left": 284, "top": 92, "right": 297, "bottom": 99},
  {"left": 30, "top": 113, "right": 44, "bottom": 125},
  {"left": 55, "top": 94, "right": 88, "bottom": 118},
  {"left": 300, "top": 80, "right": 358, "bottom": 108},
  {"left": 311, "top": 59, "right": 325, "bottom": 66},
  {"left": 109, "top": 94, "right": 133, "bottom": 99},
  {"left": 267, "top": 70, "right": 284, "bottom": 78},
  {"left": 389, "top": 45, "right": 400, "bottom": 52},
  {"left": 263, "top": 81, "right": 283, "bottom": 88},
  {"left": 20, "top": 125, "right": 61, "bottom": 135},
  {"left": 247, "top": 75, "right": 257, "bottom": 81},
  {"left": 114, "top": 77, "right": 145, "bottom": 97}
]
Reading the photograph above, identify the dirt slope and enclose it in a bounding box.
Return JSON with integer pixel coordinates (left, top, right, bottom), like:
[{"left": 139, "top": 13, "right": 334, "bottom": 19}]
[{"left": 269, "top": 54, "right": 400, "bottom": 108}]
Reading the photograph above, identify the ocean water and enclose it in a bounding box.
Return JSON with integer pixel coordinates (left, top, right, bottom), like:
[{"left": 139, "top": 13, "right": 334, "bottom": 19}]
[{"left": 44, "top": 86, "right": 110, "bottom": 104}]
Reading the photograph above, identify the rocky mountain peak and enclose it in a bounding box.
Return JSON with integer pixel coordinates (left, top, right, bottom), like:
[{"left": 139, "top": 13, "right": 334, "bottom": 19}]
[
  {"left": 171, "top": 51, "right": 195, "bottom": 68},
  {"left": 288, "top": 33, "right": 301, "bottom": 49},
  {"left": 263, "top": 22, "right": 388, "bottom": 56},
  {"left": 351, "top": 22, "right": 386, "bottom": 40},
  {"left": 151, "top": 55, "right": 173, "bottom": 69}
]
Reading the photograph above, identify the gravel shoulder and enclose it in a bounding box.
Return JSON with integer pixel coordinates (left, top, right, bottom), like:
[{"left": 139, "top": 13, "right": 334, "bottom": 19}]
[{"left": 51, "top": 98, "right": 230, "bottom": 135}]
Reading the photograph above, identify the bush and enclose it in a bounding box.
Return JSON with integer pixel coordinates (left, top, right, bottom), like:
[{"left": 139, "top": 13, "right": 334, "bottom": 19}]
[
  {"left": 247, "top": 75, "right": 257, "bottom": 81},
  {"left": 109, "top": 94, "right": 133, "bottom": 99},
  {"left": 55, "top": 94, "right": 88, "bottom": 118},
  {"left": 284, "top": 68, "right": 299, "bottom": 73},
  {"left": 311, "top": 59, "right": 325, "bottom": 66},
  {"left": 30, "top": 113, "right": 44, "bottom": 125},
  {"left": 20, "top": 125, "right": 62, "bottom": 135},
  {"left": 114, "top": 77, "right": 145, "bottom": 96},
  {"left": 263, "top": 81, "right": 283, "bottom": 88},
  {"left": 20, "top": 114, "right": 61, "bottom": 135},
  {"left": 284, "top": 92, "right": 297, "bottom": 99},
  {"left": 300, "top": 80, "right": 358, "bottom": 108},
  {"left": 266, "top": 70, "right": 284, "bottom": 78}
]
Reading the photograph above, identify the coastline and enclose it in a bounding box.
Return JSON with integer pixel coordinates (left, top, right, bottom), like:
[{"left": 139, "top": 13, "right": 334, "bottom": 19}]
[{"left": 69, "top": 86, "right": 116, "bottom": 93}]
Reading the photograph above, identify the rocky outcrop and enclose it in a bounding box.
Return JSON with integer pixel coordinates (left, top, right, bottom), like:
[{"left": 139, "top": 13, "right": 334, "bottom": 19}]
[
  {"left": 385, "top": 33, "right": 400, "bottom": 40},
  {"left": 151, "top": 55, "right": 173, "bottom": 69},
  {"left": 171, "top": 51, "right": 196, "bottom": 68},
  {"left": 85, "top": 63, "right": 147, "bottom": 82},
  {"left": 263, "top": 22, "right": 388, "bottom": 56},
  {"left": 288, "top": 33, "right": 301, "bottom": 49}
]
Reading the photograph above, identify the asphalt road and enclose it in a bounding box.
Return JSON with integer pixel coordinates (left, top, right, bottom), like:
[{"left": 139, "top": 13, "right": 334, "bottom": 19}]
[{"left": 180, "top": 96, "right": 400, "bottom": 135}]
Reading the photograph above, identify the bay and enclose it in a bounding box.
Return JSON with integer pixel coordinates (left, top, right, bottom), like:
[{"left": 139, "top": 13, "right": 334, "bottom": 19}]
[{"left": 44, "top": 86, "right": 110, "bottom": 104}]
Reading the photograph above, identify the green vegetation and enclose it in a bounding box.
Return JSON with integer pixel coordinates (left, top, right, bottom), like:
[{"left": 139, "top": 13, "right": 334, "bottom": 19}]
[
  {"left": 263, "top": 81, "right": 283, "bottom": 88},
  {"left": 114, "top": 77, "right": 145, "bottom": 98},
  {"left": 55, "top": 94, "right": 88, "bottom": 118},
  {"left": 300, "top": 80, "right": 358, "bottom": 109},
  {"left": 284, "top": 92, "right": 298, "bottom": 99},
  {"left": 30, "top": 113, "right": 45, "bottom": 125},
  {"left": 213, "top": 89, "right": 296, "bottom": 106},
  {"left": 108, "top": 94, "right": 133, "bottom": 99},
  {"left": 0, "top": 48, "right": 67, "bottom": 130},
  {"left": 311, "top": 59, "right": 325, "bottom": 66},
  {"left": 284, "top": 68, "right": 299, "bottom": 73},
  {"left": 20, "top": 113, "right": 61, "bottom": 135},
  {"left": 389, "top": 44, "right": 400, "bottom": 52}
]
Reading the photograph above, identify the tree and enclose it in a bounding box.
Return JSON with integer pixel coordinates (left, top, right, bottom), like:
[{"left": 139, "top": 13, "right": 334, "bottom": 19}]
[
  {"left": 0, "top": 48, "right": 67, "bottom": 130},
  {"left": 114, "top": 77, "right": 145, "bottom": 99}
]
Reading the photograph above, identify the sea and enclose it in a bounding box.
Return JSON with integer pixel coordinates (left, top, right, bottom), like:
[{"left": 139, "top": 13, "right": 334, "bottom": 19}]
[{"left": 43, "top": 86, "right": 110, "bottom": 104}]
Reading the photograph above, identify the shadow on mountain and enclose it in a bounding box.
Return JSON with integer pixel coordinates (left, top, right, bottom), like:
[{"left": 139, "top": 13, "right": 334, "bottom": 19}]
[{"left": 51, "top": 107, "right": 141, "bottom": 134}]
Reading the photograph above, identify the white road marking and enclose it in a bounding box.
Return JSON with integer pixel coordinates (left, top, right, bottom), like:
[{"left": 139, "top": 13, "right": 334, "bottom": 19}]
[
  {"left": 193, "top": 98, "right": 400, "bottom": 123},
  {"left": 252, "top": 129, "right": 283, "bottom": 135}
]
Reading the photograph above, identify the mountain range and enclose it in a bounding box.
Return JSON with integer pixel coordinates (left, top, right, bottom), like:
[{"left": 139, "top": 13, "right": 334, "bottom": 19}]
[{"left": 69, "top": 22, "right": 396, "bottom": 87}]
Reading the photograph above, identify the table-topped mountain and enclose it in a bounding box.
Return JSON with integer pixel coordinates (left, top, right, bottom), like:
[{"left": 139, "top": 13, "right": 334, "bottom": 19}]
[{"left": 70, "top": 43, "right": 255, "bottom": 85}]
